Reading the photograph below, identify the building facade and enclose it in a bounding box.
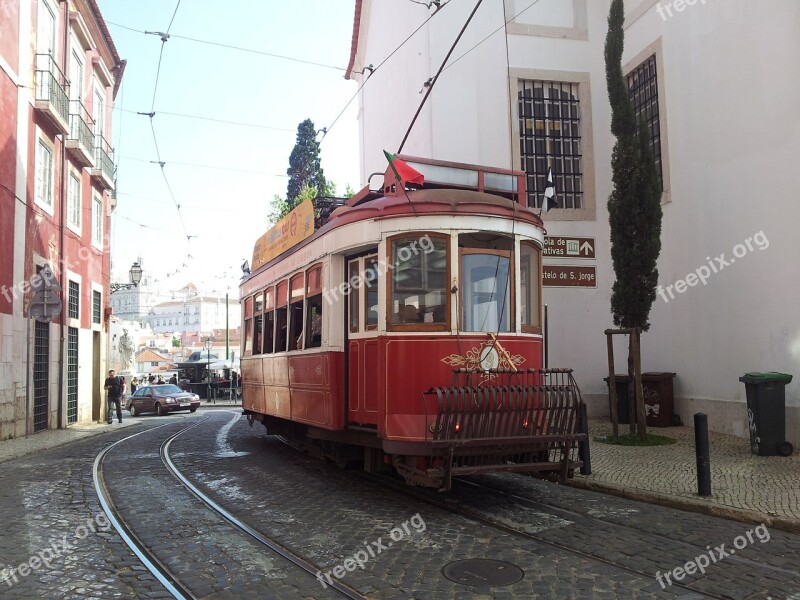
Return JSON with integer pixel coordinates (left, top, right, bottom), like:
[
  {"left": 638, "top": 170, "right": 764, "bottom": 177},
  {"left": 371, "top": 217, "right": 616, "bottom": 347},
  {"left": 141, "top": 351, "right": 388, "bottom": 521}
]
[
  {"left": 109, "top": 259, "right": 174, "bottom": 322},
  {"left": 0, "top": 0, "right": 123, "bottom": 437},
  {"left": 147, "top": 293, "right": 241, "bottom": 336},
  {"left": 345, "top": 0, "right": 800, "bottom": 443}
]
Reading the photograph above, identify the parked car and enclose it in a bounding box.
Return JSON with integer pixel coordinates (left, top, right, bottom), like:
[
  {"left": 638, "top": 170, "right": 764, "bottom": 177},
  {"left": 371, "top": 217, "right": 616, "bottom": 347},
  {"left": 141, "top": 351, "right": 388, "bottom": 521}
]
[{"left": 127, "top": 384, "right": 201, "bottom": 416}]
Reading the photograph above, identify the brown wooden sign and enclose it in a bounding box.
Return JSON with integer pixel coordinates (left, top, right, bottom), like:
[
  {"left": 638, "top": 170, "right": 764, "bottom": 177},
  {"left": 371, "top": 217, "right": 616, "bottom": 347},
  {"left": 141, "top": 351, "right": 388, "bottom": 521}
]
[
  {"left": 544, "top": 236, "right": 595, "bottom": 259},
  {"left": 543, "top": 265, "right": 597, "bottom": 288}
]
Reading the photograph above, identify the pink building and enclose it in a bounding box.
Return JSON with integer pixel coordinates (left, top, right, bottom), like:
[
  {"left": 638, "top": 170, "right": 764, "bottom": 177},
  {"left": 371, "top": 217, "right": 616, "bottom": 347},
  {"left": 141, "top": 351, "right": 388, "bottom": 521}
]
[{"left": 0, "top": 0, "right": 124, "bottom": 437}]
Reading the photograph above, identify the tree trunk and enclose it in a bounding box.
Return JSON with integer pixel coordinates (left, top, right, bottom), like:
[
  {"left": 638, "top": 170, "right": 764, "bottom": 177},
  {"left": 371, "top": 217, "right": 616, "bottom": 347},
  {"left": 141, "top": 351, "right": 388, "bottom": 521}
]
[{"left": 627, "top": 335, "right": 636, "bottom": 435}]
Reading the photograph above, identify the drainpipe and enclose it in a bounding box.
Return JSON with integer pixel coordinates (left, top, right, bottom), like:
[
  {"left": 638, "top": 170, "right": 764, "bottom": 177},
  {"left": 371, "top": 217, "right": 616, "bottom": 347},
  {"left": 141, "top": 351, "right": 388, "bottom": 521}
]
[{"left": 56, "top": 0, "right": 69, "bottom": 429}]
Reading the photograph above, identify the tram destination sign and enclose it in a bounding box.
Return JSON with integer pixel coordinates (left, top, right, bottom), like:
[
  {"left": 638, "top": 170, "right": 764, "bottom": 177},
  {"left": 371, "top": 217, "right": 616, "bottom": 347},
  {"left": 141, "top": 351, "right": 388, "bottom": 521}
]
[
  {"left": 543, "top": 236, "right": 595, "bottom": 259},
  {"left": 543, "top": 265, "right": 597, "bottom": 288}
]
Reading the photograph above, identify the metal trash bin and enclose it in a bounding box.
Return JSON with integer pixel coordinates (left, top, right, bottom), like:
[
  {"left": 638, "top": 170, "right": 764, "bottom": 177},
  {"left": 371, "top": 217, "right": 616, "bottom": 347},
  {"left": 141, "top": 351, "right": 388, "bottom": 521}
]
[
  {"left": 739, "top": 372, "right": 794, "bottom": 456},
  {"left": 604, "top": 372, "right": 677, "bottom": 427}
]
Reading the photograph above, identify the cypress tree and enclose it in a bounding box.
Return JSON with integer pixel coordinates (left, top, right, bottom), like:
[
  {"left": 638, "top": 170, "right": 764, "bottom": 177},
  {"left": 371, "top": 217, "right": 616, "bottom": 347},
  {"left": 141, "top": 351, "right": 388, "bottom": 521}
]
[
  {"left": 605, "top": 0, "right": 662, "bottom": 331},
  {"left": 286, "top": 119, "right": 327, "bottom": 208},
  {"left": 605, "top": 0, "right": 663, "bottom": 438}
]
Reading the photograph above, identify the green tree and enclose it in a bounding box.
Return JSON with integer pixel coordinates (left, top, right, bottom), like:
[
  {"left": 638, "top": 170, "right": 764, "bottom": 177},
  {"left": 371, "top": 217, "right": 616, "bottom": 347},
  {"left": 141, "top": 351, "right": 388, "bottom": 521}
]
[
  {"left": 605, "top": 0, "right": 662, "bottom": 330},
  {"left": 605, "top": 0, "right": 663, "bottom": 437},
  {"left": 286, "top": 119, "right": 326, "bottom": 208}
]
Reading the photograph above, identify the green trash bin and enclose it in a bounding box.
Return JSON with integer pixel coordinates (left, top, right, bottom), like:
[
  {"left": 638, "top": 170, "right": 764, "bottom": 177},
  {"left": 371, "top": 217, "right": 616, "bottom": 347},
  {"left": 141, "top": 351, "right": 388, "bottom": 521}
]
[{"left": 739, "top": 372, "right": 794, "bottom": 456}]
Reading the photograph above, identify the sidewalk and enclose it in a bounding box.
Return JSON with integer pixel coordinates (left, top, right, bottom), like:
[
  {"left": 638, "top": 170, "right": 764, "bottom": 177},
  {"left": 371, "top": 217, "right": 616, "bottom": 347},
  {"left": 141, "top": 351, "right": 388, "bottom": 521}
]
[
  {"left": 569, "top": 418, "right": 800, "bottom": 533},
  {"left": 0, "top": 400, "right": 241, "bottom": 464}
]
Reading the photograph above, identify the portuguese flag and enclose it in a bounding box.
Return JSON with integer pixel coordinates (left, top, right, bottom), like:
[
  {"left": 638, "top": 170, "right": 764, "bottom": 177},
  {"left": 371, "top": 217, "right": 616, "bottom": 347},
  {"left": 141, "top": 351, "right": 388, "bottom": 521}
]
[{"left": 383, "top": 150, "right": 425, "bottom": 185}]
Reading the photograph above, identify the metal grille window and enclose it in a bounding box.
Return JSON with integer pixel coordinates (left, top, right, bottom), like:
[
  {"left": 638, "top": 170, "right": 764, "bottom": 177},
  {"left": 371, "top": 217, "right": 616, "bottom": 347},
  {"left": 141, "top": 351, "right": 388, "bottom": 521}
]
[
  {"left": 33, "top": 320, "right": 50, "bottom": 432},
  {"left": 92, "top": 290, "right": 101, "bottom": 324},
  {"left": 518, "top": 80, "right": 583, "bottom": 209},
  {"left": 68, "top": 280, "right": 79, "bottom": 319},
  {"left": 67, "top": 326, "right": 78, "bottom": 424},
  {"left": 627, "top": 55, "right": 662, "bottom": 186}
]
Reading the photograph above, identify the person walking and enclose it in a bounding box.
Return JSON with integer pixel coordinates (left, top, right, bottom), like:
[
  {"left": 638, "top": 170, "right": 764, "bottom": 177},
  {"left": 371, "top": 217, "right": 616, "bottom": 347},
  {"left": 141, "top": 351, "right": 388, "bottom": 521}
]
[{"left": 104, "top": 369, "right": 124, "bottom": 424}]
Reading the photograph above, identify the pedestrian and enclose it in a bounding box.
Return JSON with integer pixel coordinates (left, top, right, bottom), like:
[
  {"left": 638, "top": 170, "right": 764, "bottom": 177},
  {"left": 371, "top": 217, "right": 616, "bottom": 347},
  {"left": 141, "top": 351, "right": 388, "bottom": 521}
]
[
  {"left": 131, "top": 377, "right": 138, "bottom": 394},
  {"left": 104, "top": 369, "right": 123, "bottom": 424},
  {"left": 169, "top": 374, "right": 177, "bottom": 385}
]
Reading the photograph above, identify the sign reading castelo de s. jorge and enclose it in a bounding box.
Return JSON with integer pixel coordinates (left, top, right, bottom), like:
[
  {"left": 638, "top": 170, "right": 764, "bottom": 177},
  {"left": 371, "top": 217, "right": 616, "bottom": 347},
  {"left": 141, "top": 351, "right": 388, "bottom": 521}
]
[{"left": 252, "top": 199, "right": 315, "bottom": 271}]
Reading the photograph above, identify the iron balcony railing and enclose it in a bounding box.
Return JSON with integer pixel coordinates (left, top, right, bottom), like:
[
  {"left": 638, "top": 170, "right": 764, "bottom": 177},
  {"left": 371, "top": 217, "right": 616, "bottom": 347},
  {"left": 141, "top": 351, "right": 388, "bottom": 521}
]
[
  {"left": 34, "top": 54, "right": 69, "bottom": 125},
  {"left": 94, "top": 134, "right": 115, "bottom": 183},
  {"left": 68, "top": 99, "right": 95, "bottom": 157}
]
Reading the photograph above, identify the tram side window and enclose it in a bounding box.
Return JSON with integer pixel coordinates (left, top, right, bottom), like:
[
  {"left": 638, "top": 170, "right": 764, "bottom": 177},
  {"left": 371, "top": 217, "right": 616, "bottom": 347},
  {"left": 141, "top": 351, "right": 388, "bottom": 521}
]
[
  {"left": 253, "top": 313, "right": 263, "bottom": 355},
  {"left": 243, "top": 318, "right": 252, "bottom": 356},
  {"left": 290, "top": 300, "right": 304, "bottom": 350},
  {"left": 364, "top": 257, "right": 379, "bottom": 330},
  {"left": 275, "top": 281, "right": 289, "bottom": 352},
  {"left": 275, "top": 307, "right": 287, "bottom": 352},
  {"left": 305, "top": 295, "right": 322, "bottom": 348},
  {"left": 389, "top": 235, "right": 448, "bottom": 327},
  {"left": 348, "top": 260, "right": 359, "bottom": 333},
  {"left": 263, "top": 310, "right": 275, "bottom": 354},
  {"left": 520, "top": 242, "right": 541, "bottom": 331}
]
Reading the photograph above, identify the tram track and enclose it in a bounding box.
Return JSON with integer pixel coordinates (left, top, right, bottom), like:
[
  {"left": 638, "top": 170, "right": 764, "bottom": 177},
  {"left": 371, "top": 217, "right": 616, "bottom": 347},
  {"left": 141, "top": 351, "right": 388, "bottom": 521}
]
[
  {"left": 93, "top": 416, "right": 366, "bottom": 600},
  {"left": 453, "top": 476, "right": 800, "bottom": 581},
  {"left": 363, "top": 472, "right": 734, "bottom": 600}
]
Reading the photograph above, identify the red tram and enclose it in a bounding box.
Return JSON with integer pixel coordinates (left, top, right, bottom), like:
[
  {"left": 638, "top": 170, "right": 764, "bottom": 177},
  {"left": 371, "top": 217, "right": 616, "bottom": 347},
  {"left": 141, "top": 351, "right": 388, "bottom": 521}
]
[{"left": 239, "top": 156, "right": 587, "bottom": 490}]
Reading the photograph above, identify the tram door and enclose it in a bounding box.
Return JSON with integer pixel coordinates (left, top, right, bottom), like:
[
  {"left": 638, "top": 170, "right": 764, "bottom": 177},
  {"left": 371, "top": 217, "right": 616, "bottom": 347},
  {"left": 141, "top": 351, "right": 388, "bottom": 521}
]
[{"left": 345, "top": 255, "right": 380, "bottom": 426}]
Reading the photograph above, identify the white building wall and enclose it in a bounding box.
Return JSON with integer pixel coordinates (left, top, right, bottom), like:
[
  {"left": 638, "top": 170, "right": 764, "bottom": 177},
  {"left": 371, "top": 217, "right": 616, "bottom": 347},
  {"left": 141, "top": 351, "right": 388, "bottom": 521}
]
[{"left": 351, "top": 0, "right": 800, "bottom": 444}]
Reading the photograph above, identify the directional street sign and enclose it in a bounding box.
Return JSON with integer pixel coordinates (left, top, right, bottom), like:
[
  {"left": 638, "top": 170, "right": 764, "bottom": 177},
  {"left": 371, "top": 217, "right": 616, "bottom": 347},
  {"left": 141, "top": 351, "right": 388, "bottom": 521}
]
[
  {"left": 543, "top": 265, "right": 597, "bottom": 288},
  {"left": 543, "top": 236, "right": 595, "bottom": 260},
  {"left": 30, "top": 289, "right": 63, "bottom": 323}
]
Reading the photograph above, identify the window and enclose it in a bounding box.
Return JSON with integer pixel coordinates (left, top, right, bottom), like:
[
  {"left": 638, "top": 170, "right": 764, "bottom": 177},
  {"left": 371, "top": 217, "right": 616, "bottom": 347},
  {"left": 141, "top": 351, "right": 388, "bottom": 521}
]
[
  {"left": 93, "top": 86, "right": 105, "bottom": 138},
  {"left": 518, "top": 80, "right": 582, "bottom": 209},
  {"left": 460, "top": 250, "right": 512, "bottom": 332},
  {"left": 520, "top": 242, "right": 541, "bottom": 331},
  {"left": 364, "top": 257, "right": 379, "bottom": 330},
  {"left": 92, "top": 290, "right": 101, "bottom": 324},
  {"left": 243, "top": 297, "right": 253, "bottom": 356},
  {"left": 274, "top": 281, "right": 288, "bottom": 352},
  {"left": 68, "top": 280, "right": 79, "bottom": 319},
  {"left": 289, "top": 274, "right": 304, "bottom": 350},
  {"left": 67, "top": 171, "right": 81, "bottom": 230},
  {"left": 151, "top": 361, "right": 158, "bottom": 367},
  {"left": 37, "top": 0, "right": 56, "bottom": 55},
  {"left": 348, "top": 260, "right": 359, "bottom": 333},
  {"left": 627, "top": 55, "right": 663, "bottom": 187},
  {"left": 305, "top": 265, "right": 323, "bottom": 348},
  {"left": 69, "top": 48, "right": 83, "bottom": 101},
  {"left": 35, "top": 139, "right": 53, "bottom": 209},
  {"left": 388, "top": 235, "right": 448, "bottom": 330},
  {"left": 92, "top": 194, "right": 102, "bottom": 246}
]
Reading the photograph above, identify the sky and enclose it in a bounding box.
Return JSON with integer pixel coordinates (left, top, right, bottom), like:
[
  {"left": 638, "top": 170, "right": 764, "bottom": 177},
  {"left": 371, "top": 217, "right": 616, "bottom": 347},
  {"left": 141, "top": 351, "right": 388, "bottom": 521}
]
[{"left": 98, "top": 0, "right": 360, "bottom": 298}]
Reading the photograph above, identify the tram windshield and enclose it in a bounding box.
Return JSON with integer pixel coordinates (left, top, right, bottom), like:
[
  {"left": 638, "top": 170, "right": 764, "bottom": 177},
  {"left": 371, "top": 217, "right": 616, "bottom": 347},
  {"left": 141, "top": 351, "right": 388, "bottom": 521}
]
[{"left": 460, "top": 253, "right": 511, "bottom": 332}]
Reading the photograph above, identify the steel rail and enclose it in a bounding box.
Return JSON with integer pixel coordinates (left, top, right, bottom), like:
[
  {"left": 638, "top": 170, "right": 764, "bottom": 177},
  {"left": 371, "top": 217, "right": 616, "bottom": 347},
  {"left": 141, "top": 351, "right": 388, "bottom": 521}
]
[
  {"left": 93, "top": 421, "right": 199, "bottom": 600},
  {"left": 161, "top": 417, "right": 366, "bottom": 600},
  {"left": 454, "top": 477, "right": 800, "bottom": 579},
  {"left": 364, "top": 473, "right": 731, "bottom": 600}
]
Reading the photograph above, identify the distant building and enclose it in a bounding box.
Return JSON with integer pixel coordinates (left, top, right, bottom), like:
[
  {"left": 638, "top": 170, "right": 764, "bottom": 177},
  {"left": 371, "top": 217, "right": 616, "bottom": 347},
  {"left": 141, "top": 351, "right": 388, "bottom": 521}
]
[
  {"left": 0, "top": 0, "right": 124, "bottom": 437},
  {"left": 109, "top": 258, "right": 173, "bottom": 322},
  {"left": 147, "top": 293, "right": 240, "bottom": 335},
  {"left": 135, "top": 348, "right": 173, "bottom": 375}
]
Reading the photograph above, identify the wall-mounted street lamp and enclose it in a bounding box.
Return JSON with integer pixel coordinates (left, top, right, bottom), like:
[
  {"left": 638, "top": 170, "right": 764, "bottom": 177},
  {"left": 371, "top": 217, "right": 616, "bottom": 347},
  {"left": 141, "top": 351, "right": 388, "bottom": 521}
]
[{"left": 110, "top": 262, "right": 143, "bottom": 293}]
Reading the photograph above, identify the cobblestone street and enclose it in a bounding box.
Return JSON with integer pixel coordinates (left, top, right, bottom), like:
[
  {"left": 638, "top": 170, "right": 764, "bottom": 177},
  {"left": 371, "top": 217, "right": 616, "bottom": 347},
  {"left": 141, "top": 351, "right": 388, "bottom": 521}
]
[{"left": 1, "top": 409, "right": 798, "bottom": 599}]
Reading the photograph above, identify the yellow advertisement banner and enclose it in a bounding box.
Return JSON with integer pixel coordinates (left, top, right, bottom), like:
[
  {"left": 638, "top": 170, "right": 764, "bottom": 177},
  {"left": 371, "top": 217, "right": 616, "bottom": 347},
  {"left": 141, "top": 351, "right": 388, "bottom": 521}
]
[{"left": 252, "top": 199, "right": 315, "bottom": 271}]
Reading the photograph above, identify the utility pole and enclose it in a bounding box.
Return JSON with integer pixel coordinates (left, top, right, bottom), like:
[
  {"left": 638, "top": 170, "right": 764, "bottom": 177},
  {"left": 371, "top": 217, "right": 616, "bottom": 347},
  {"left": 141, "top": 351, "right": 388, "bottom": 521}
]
[{"left": 225, "top": 292, "right": 229, "bottom": 360}]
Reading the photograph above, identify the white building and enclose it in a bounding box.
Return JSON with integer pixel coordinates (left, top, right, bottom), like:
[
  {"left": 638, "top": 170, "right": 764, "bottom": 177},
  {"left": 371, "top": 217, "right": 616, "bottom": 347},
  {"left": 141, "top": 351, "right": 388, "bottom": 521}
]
[
  {"left": 109, "top": 258, "right": 173, "bottom": 322},
  {"left": 346, "top": 0, "right": 800, "bottom": 444},
  {"left": 147, "top": 294, "right": 240, "bottom": 335}
]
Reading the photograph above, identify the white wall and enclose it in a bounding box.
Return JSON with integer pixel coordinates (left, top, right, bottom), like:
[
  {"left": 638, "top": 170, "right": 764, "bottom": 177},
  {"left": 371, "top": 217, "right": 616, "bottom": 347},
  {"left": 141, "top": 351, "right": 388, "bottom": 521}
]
[{"left": 351, "top": 0, "right": 800, "bottom": 443}]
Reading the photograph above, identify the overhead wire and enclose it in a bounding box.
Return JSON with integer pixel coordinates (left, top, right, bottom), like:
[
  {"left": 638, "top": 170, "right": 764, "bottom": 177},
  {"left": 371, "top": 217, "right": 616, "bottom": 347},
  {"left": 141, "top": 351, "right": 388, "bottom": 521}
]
[
  {"left": 118, "top": 155, "right": 288, "bottom": 177},
  {"left": 105, "top": 20, "right": 350, "bottom": 72},
  {"left": 114, "top": 106, "right": 295, "bottom": 132},
  {"left": 321, "top": 0, "right": 451, "bottom": 142}
]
